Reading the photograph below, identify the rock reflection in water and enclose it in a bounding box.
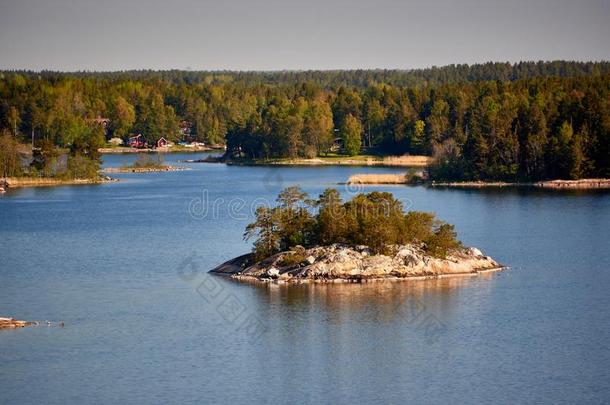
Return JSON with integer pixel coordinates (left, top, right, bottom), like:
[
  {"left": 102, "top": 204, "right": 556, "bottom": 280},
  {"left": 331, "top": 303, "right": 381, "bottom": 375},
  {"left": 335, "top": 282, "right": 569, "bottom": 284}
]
[{"left": 243, "top": 274, "right": 498, "bottom": 329}]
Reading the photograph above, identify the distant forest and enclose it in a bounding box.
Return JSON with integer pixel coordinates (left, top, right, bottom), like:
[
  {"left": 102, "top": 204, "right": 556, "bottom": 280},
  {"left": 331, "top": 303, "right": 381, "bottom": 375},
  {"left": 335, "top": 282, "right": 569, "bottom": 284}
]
[{"left": 1, "top": 61, "right": 610, "bottom": 181}]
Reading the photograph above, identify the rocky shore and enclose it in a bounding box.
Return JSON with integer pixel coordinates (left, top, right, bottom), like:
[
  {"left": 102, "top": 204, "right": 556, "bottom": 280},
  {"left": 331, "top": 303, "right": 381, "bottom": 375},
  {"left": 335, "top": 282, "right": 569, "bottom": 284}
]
[
  {"left": 534, "top": 178, "right": 610, "bottom": 189},
  {"left": 431, "top": 178, "right": 610, "bottom": 189},
  {"left": 346, "top": 174, "right": 610, "bottom": 190},
  {"left": 101, "top": 166, "right": 189, "bottom": 173},
  {"left": 210, "top": 244, "right": 504, "bottom": 283},
  {"left": 204, "top": 155, "right": 431, "bottom": 167},
  {"left": 430, "top": 181, "right": 518, "bottom": 188},
  {"left": 247, "top": 155, "right": 431, "bottom": 167},
  {"left": 2, "top": 176, "right": 116, "bottom": 189},
  {"left": 0, "top": 317, "right": 34, "bottom": 329}
]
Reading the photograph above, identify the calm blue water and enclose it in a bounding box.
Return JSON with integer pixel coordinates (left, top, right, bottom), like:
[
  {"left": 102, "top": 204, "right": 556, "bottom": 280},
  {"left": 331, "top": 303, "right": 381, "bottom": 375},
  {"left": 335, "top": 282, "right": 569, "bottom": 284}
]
[{"left": 1, "top": 153, "right": 610, "bottom": 404}]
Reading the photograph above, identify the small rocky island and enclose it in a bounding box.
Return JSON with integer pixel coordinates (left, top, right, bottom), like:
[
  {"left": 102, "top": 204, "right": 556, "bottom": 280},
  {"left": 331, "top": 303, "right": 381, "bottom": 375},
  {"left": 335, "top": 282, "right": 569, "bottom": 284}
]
[
  {"left": 0, "top": 317, "right": 33, "bottom": 329},
  {"left": 211, "top": 244, "right": 501, "bottom": 282},
  {"left": 211, "top": 187, "right": 504, "bottom": 283},
  {"left": 102, "top": 165, "right": 187, "bottom": 173}
]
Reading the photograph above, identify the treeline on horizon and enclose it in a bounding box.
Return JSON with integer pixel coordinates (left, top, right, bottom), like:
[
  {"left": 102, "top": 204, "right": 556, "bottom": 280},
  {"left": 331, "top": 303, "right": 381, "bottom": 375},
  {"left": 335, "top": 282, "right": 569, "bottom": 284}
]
[
  {"left": 5, "top": 60, "right": 610, "bottom": 87},
  {"left": 1, "top": 60, "right": 609, "bottom": 181}
]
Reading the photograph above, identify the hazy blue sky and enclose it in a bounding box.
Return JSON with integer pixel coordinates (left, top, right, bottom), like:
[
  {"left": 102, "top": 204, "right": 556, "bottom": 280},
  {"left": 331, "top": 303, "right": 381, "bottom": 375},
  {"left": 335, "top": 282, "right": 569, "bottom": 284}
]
[{"left": 1, "top": 0, "right": 609, "bottom": 71}]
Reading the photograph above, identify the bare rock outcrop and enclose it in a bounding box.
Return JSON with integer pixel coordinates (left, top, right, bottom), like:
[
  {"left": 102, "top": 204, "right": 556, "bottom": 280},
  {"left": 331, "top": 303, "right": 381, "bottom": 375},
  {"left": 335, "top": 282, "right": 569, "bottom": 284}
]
[
  {"left": 210, "top": 244, "right": 504, "bottom": 283},
  {"left": 0, "top": 317, "right": 34, "bottom": 329}
]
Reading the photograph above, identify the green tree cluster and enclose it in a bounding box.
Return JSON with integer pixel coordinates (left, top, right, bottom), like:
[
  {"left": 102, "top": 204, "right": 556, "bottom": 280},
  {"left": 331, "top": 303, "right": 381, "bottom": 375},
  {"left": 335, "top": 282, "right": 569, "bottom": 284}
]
[
  {"left": 245, "top": 187, "right": 462, "bottom": 261},
  {"left": 0, "top": 129, "right": 23, "bottom": 177}
]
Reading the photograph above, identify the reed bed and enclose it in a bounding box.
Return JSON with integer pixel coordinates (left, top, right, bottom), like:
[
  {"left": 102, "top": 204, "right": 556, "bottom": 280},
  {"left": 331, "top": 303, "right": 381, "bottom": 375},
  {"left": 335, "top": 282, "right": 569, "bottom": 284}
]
[{"left": 347, "top": 173, "right": 408, "bottom": 184}]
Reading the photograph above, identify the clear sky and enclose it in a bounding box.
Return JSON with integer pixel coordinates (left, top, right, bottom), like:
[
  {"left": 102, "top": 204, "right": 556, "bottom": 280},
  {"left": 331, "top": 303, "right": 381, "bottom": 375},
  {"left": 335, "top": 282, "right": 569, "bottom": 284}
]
[{"left": 1, "top": 0, "right": 609, "bottom": 71}]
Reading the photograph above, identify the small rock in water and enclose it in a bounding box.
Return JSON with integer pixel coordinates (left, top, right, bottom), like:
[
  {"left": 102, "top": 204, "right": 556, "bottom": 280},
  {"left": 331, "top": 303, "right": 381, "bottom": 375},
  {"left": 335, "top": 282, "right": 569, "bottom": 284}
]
[{"left": 0, "top": 317, "right": 33, "bottom": 329}]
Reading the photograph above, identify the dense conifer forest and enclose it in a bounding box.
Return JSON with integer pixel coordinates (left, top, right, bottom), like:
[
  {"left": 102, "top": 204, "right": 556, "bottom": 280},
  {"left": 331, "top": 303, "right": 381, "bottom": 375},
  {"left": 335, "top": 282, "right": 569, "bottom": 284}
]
[{"left": 1, "top": 61, "right": 609, "bottom": 180}]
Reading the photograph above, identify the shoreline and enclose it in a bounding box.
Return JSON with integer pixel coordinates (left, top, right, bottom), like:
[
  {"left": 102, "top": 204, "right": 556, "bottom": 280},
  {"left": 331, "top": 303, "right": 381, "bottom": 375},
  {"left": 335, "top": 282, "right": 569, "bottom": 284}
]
[
  {"left": 99, "top": 146, "right": 224, "bottom": 154},
  {"left": 3, "top": 176, "right": 117, "bottom": 189},
  {"left": 430, "top": 178, "right": 610, "bottom": 190},
  {"left": 202, "top": 155, "right": 432, "bottom": 167},
  {"left": 229, "top": 265, "right": 507, "bottom": 284},
  {"left": 210, "top": 244, "right": 505, "bottom": 284},
  {"left": 346, "top": 175, "right": 610, "bottom": 190},
  {"left": 101, "top": 166, "right": 189, "bottom": 173},
  {"left": 0, "top": 317, "right": 34, "bottom": 329}
]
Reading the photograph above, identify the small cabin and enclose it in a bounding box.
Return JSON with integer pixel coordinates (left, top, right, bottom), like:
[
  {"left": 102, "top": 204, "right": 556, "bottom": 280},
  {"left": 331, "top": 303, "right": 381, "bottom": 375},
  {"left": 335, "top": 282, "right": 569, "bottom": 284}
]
[
  {"left": 156, "top": 137, "right": 169, "bottom": 148},
  {"left": 128, "top": 134, "right": 146, "bottom": 148}
]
